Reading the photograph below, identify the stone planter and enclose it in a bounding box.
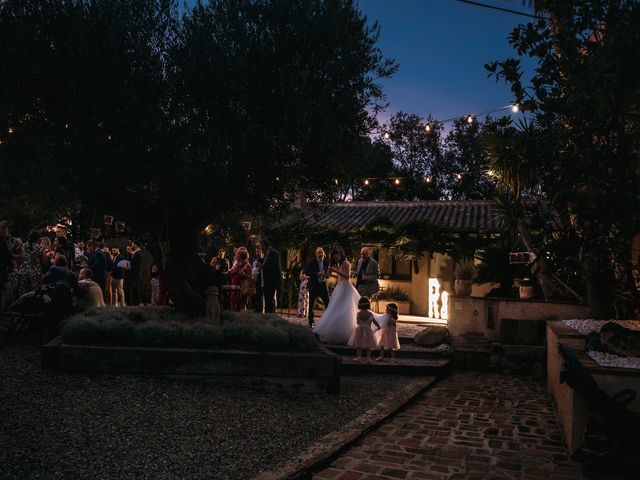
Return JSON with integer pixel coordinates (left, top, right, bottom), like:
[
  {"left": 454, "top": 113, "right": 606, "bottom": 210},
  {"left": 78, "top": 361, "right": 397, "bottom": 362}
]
[
  {"left": 376, "top": 299, "right": 411, "bottom": 315},
  {"left": 42, "top": 338, "right": 340, "bottom": 393},
  {"left": 454, "top": 279, "right": 472, "bottom": 297}
]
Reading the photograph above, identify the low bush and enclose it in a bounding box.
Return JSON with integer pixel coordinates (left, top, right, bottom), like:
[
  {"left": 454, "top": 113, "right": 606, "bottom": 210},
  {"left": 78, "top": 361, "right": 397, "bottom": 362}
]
[
  {"left": 60, "top": 309, "right": 321, "bottom": 352},
  {"left": 377, "top": 286, "right": 410, "bottom": 301}
]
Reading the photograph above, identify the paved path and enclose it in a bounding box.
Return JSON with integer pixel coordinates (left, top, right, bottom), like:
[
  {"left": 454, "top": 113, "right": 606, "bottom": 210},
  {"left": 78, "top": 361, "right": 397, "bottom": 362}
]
[{"left": 313, "top": 372, "right": 584, "bottom": 480}]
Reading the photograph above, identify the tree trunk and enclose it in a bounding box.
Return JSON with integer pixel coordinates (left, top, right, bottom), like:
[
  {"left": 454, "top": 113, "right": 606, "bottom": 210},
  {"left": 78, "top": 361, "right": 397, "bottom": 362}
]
[
  {"left": 584, "top": 258, "right": 615, "bottom": 319},
  {"left": 516, "top": 221, "right": 560, "bottom": 301}
]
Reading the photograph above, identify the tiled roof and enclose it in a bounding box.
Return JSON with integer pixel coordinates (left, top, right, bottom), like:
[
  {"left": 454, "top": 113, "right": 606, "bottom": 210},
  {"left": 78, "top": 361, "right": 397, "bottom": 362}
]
[{"left": 283, "top": 201, "right": 502, "bottom": 233}]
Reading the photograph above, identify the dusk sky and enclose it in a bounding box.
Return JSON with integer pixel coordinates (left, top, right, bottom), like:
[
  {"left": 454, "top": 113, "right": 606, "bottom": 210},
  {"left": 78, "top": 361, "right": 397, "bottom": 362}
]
[{"left": 357, "top": 0, "right": 537, "bottom": 126}]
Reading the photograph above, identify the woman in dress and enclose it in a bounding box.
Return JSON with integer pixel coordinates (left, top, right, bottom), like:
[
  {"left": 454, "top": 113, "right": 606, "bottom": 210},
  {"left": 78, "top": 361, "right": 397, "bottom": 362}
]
[
  {"left": 312, "top": 250, "right": 360, "bottom": 344},
  {"left": 18, "top": 230, "right": 44, "bottom": 296},
  {"left": 226, "top": 248, "right": 252, "bottom": 311}
]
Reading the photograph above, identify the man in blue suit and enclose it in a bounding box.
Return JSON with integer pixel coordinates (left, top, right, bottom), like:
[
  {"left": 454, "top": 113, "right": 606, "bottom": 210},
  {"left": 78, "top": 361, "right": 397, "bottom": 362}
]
[{"left": 257, "top": 238, "right": 281, "bottom": 313}]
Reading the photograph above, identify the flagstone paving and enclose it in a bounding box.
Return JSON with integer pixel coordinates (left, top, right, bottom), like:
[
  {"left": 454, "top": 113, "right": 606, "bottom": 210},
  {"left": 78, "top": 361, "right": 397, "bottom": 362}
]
[{"left": 313, "top": 372, "right": 584, "bottom": 480}]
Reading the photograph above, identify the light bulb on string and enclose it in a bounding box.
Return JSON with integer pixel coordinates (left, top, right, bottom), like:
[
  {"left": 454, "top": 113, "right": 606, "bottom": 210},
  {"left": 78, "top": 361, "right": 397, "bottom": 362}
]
[
  {"left": 394, "top": 178, "right": 400, "bottom": 185},
  {"left": 8, "top": 127, "right": 13, "bottom": 134},
  {"left": 383, "top": 132, "right": 390, "bottom": 140},
  {"left": 466, "top": 116, "right": 474, "bottom": 124},
  {"left": 65, "top": 123, "right": 70, "bottom": 129},
  {"left": 487, "top": 169, "right": 495, "bottom": 177},
  {"left": 456, "top": 173, "right": 463, "bottom": 180},
  {"left": 107, "top": 134, "right": 112, "bottom": 140},
  {"left": 364, "top": 179, "right": 370, "bottom": 186},
  {"left": 511, "top": 104, "right": 519, "bottom": 113},
  {"left": 334, "top": 179, "right": 339, "bottom": 185},
  {"left": 425, "top": 176, "right": 431, "bottom": 183},
  {"left": 425, "top": 124, "right": 431, "bottom": 133}
]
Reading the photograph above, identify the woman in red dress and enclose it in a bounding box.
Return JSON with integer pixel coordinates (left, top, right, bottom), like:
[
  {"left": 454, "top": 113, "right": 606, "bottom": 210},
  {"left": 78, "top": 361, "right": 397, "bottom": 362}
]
[{"left": 227, "top": 248, "right": 253, "bottom": 311}]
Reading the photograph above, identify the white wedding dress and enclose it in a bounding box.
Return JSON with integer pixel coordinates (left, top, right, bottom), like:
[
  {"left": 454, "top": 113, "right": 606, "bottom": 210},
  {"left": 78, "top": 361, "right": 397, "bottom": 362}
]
[{"left": 313, "top": 260, "right": 360, "bottom": 344}]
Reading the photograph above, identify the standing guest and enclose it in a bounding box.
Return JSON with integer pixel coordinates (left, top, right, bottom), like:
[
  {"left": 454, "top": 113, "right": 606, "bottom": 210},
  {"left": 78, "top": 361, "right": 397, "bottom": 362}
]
[
  {"left": 0, "top": 221, "right": 24, "bottom": 306},
  {"left": 77, "top": 268, "right": 106, "bottom": 310},
  {"left": 54, "top": 225, "right": 74, "bottom": 269},
  {"left": 214, "top": 247, "right": 231, "bottom": 309},
  {"left": 304, "top": 247, "right": 330, "bottom": 327},
  {"left": 150, "top": 264, "right": 161, "bottom": 305},
  {"left": 226, "top": 249, "right": 252, "bottom": 311},
  {"left": 85, "top": 240, "right": 107, "bottom": 293},
  {"left": 297, "top": 270, "right": 309, "bottom": 318},
  {"left": 252, "top": 243, "right": 264, "bottom": 313},
  {"left": 111, "top": 246, "right": 127, "bottom": 306},
  {"left": 257, "top": 238, "right": 281, "bottom": 313},
  {"left": 354, "top": 247, "right": 380, "bottom": 298},
  {"left": 129, "top": 240, "right": 143, "bottom": 305},
  {"left": 39, "top": 236, "right": 53, "bottom": 273},
  {"left": 18, "top": 230, "right": 45, "bottom": 296},
  {"left": 98, "top": 243, "right": 113, "bottom": 304},
  {"left": 0, "top": 223, "right": 11, "bottom": 310}
]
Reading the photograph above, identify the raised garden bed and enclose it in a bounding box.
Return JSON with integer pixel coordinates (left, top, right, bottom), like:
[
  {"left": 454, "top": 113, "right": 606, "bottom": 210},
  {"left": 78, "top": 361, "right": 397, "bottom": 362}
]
[
  {"left": 42, "top": 338, "right": 340, "bottom": 393},
  {"left": 42, "top": 307, "right": 340, "bottom": 393}
]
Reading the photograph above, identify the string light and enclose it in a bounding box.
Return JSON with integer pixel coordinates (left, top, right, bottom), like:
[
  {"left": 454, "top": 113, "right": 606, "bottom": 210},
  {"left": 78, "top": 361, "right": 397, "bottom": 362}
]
[
  {"left": 466, "top": 115, "right": 474, "bottom": 124},
  {"left": 8, "top": 127, "right": 13, "bottom": 134},
  {"left": 487, "top": 169, "right": 496, "bottom": 177},
  {"left": 394, "top": 178, "right": 400, "bottom": 185},
  {"left": 334, "top": 179, "right": 339, "bottom": 185},
  {"left": 425, "top": 176, "right": 431, "bottom": 183},
  {"left": 364, "top": 179, "right": 370, "bottom": 186},
  {"left": 425, "top": 124, "right": 431, "bottom": 133},
  {"left": 65, "top": 123, "right": 70, "bottom": 128},
  {"left": 107, "top": 134, "right": 112, "bottom": 140},
  {"left": 511, "top": 104, "right": 519, "bottom": 112},
  {"left": 457, "top": 173, "right": 463, "bottom": 180},
  {"left": 383, "top": 132, "right": 390, "bottom": 140}
]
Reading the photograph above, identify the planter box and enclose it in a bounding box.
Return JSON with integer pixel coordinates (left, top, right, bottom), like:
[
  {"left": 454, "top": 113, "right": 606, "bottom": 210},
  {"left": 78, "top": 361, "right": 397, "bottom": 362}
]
[
  {"left": 42, "top": 338, "right": 340, "bottom": 394},
  {"left": 375, "top": 299, "right": 411, "bottom": 315}
]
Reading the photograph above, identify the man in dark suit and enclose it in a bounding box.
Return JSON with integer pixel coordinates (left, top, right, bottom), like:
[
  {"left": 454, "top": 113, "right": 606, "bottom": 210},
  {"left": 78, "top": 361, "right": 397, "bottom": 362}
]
[
  {"left": 257, "top": 238, "right": 281, "bottom": 313},
  {"left": 85, "top": 240, "right": 107, "bottom": 293},
  {"left": 129, "top": 240, "right": 143, "bottom": 305},
  {"left": 304, "top": 247, "right": 330, "bottom": 327}
]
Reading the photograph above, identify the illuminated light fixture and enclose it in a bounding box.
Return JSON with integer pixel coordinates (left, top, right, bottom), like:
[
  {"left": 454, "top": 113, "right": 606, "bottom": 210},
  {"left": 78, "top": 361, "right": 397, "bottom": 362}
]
[
  {"left": 364, "top": 179, "right": 370, "bottom": 186},
  {"left": 456, "top": 173, "right": 463, "bottom": 180},
  {"left": 425, "top": 176, "right": 431, "bottom": 183},
  {"left": 8, "top": 127, "right": 13, "bottom": 134},
  {"left": 487, "top": 169, "right": 495, "bottom": 177},
  {"left": 425, "top": 124, "right": 431, "bottom": 132},
  {"left": 383, "top": 132, "right": 390, "bottom": 140},
  {"left": 275, "top": 176, "right": 280, "bottom": 181},
  {"left": 65, "top": 123, "right": 69, "bottom": 128},
  {"left": 334, "top": 179, "right": 339, "bottom": 185},
  {"left": 394, "top": 178, "right": 400, "bottom": 185},
  {"left": 512, "top": 104, "right": 519, "bottom": 112},
  {"left": 107, "top": 134, "right": 112, "bottom": 140},
  {"left": 466, "top": 116, "right": 474, "bottom": 124}
]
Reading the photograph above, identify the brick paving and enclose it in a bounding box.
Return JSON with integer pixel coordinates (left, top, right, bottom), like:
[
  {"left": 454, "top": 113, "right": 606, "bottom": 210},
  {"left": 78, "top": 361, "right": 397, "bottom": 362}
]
[{"left": 313, "top": 372, "right": 584, "bottom": 480}]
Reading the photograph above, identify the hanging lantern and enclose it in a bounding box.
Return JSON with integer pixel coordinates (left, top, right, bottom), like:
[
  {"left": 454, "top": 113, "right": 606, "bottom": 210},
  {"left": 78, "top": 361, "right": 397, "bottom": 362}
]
[
  {"left": 103, "top": 215, "right": 114, "bottom": 226},
  {"left": 115, "top": 221, "right": 126, "bottom": 233},
  {"left": 89, "top": 228, "right": 102, "bottom": 239}
]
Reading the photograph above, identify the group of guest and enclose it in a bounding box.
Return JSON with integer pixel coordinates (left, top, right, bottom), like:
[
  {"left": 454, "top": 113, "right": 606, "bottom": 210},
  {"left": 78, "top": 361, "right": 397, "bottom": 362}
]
[
  {"left": 210, "top": 238, "right": 282, "bottom": 313},
  {"left": 0, "top": 221, "right": 164, "bottom": 312}
]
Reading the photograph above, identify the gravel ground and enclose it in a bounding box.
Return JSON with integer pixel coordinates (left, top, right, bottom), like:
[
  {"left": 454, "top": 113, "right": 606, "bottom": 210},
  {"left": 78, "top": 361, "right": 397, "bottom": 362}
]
[{"left": 0, "top": 344, "right": 412, "bottom": 480}]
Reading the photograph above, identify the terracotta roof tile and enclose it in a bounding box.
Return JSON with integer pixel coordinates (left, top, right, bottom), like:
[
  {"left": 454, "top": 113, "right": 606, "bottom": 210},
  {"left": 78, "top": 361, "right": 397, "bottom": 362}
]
[{"left": 283, "top": 201, "right": 502, "bottom": 233}]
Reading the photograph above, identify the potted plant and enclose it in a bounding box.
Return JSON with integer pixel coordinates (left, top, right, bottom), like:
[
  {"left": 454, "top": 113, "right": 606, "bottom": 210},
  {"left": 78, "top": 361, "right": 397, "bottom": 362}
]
[
  {"left": 517, "top": 278, "right": 535, "bottom": 299},
  {"left": 375, "top": 286, "right": 412, "bottom": 314},
  {"left": 454, "top": 261, "right": 475, "bottom": 297}
]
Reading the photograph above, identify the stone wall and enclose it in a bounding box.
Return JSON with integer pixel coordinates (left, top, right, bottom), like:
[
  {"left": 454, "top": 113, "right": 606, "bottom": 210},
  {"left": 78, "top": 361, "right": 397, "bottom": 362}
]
[{"left": 448, "top": 296, "right": 590, "bottom": 343}]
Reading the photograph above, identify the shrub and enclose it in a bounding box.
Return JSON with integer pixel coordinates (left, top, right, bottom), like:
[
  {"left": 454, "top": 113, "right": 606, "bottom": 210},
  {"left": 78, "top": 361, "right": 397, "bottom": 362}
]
[
  {"left": 133, "top": 321, "right": 180, "bottom": 347},
  {"left": 186, "top": 322, "right": 224, "bottom": 348},
  {"left": 61, "top": 316, "right": 101, "bottom": 344},
  {"left": 287, "top": 325, "right": 320, "bottom": 351},
  {"left": 101, "top": 319, "right": 134, "bottom": 343},
  {"left": 249, "top": 325, "right": 290, "bottom": 350},
  {"left": 377, "top": 286, "right": 410, "bottom": 301}
]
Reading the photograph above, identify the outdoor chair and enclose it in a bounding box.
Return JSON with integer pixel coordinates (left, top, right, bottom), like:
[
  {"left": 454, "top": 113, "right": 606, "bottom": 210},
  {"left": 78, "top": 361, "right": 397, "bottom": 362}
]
[{"left": 558, "top": 343, "right": 640, "bottom": 478}]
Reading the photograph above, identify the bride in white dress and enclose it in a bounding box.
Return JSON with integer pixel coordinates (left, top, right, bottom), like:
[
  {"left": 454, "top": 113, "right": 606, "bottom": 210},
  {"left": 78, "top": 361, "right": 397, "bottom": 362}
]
[{"left": 313, "top": 251, "right": 361, "bottom": 344}]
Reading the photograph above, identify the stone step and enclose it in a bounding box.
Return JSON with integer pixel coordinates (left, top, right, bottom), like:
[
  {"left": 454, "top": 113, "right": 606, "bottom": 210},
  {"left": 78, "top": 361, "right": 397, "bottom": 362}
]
[
  {"left": 325, "top": 343, "right": 449, "bottom": 359},
  {"left": 340, "top": 357, "right": 451, "bottom": 376}
]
